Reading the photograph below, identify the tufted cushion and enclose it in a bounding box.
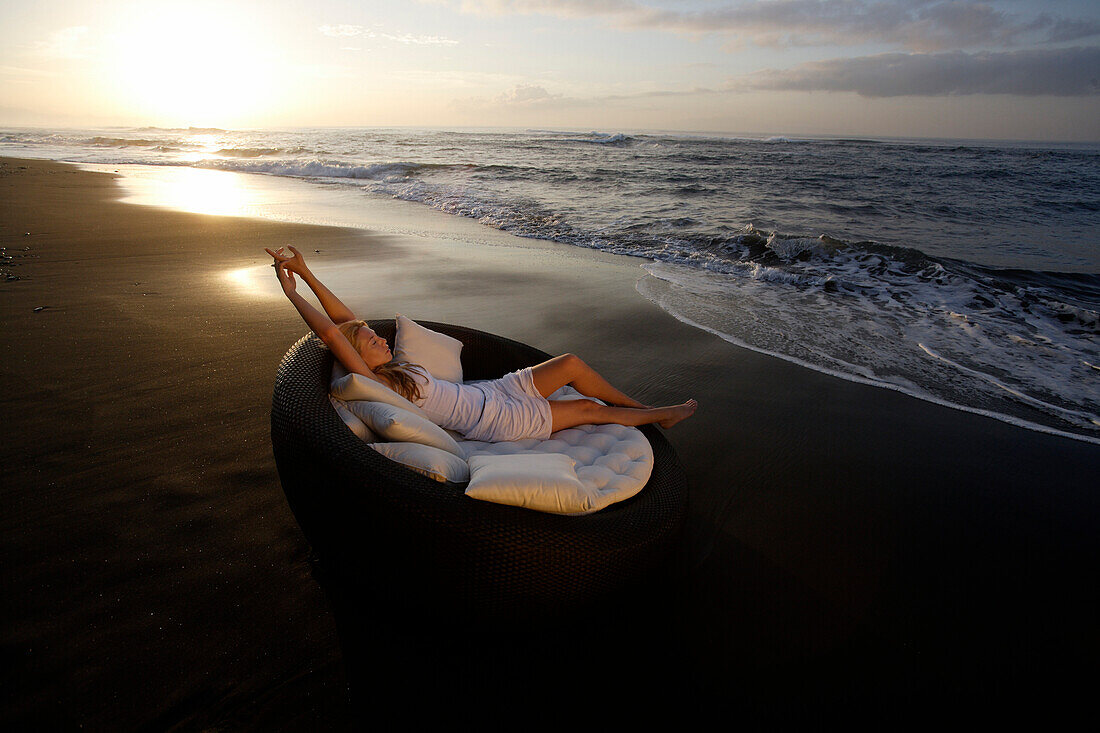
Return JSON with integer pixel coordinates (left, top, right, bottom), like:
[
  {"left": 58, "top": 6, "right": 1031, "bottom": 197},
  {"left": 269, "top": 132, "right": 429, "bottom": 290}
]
[
  {"left": 457, "top": 406, "right": 654, "bottom": 515},
  {"left": 331, "top": 366, "right": 654, "bottom": 513}
]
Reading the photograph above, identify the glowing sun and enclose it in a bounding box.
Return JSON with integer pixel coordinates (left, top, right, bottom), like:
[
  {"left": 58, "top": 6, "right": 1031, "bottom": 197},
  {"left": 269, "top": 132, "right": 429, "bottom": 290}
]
[{"left": 108, "top": 2, "right": 278, "bottom": 125}]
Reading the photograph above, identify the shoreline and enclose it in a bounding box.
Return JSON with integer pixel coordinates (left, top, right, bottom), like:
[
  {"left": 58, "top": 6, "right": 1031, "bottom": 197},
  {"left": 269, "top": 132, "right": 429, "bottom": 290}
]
[
  {"left": 2, "top": 156, "right": 1098, "bottom": 727},
  {"left": 651, "top": 299, "right": 1100, "bottom": 447},
  {"left": 80, "top": 156, "right": 1100, "bottom": 446}
]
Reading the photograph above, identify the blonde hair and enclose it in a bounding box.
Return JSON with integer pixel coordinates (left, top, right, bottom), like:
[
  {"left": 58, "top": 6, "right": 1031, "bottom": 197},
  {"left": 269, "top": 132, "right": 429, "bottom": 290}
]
[{"left": 337, "top": 320, "right": 424, "bottom": 403}]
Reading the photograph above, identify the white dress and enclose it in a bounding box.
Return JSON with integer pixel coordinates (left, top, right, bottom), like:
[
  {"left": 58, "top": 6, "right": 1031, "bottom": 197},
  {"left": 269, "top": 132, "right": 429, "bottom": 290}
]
[{"left": 410, "top": 366, "right": 554, "bottom": 443}]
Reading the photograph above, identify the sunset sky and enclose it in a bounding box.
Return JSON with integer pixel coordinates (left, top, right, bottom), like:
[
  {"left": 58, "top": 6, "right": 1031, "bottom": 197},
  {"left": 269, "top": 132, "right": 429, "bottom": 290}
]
[{"left": 2, "top": 0, "right": 1098, "bottom": 140}]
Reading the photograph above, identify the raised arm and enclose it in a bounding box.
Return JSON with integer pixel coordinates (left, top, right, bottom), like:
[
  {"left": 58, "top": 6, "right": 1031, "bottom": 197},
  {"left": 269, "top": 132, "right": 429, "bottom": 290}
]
[
  {"left": 265, "top": 246, "right": 356, "bottom": 324},
  {"left": 269, "top": 252, "right": 380, "bottom": 381}
]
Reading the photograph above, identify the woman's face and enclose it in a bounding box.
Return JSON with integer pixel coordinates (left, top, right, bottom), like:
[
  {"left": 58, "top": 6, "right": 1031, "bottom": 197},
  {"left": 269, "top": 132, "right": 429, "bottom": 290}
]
[{"left": 357, "top": 326, "right": 392, "bottom": 368}]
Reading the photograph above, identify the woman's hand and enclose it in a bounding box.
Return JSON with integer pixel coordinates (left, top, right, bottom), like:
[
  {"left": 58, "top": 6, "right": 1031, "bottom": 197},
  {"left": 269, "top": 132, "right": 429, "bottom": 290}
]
[
  {"left": 265, "top": 245, "right": 310, "bottom": 277},
  {"left": 275, "top": 261, "right": 298, "bottom": 294},
  {"left": 264, "top": 244, "right": 357, "bottom": 324}
]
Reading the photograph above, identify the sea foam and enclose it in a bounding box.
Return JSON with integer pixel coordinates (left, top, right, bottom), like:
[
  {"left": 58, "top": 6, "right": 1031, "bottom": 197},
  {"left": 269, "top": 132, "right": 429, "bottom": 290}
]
[{"left": 4, "top": 125, "right": 1098, "bottom": 441}]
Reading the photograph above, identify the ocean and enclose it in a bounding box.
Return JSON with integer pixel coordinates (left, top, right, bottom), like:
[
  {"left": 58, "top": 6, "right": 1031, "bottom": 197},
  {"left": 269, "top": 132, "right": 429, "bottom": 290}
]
[{"left": 3, "top": 126, "right": 1098, "bottom": 443}]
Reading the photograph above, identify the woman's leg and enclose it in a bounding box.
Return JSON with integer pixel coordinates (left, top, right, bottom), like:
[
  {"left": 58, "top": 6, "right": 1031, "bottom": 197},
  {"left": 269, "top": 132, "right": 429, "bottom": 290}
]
[
  {"left": 530, "top": 354, "right": 649, "bottom": 408},
  {"left": 548, "top": 397, "right": 697, "bottom": 432}
]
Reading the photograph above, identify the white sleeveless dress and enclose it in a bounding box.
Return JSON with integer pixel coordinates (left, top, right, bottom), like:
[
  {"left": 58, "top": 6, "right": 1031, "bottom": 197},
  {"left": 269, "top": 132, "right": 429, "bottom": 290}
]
[{"left": 410, "top": 366, "right": 554, "bottom": 443}]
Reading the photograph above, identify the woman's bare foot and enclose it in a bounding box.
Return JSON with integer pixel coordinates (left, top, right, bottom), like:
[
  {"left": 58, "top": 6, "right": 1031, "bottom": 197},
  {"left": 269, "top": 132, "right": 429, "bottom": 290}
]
[{"left": 658, "top": 399, "right": 697, "bottom": 429}]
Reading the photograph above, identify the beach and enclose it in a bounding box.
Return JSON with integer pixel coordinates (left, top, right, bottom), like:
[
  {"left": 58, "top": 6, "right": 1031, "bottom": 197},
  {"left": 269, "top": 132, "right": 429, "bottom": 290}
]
[{"left": 2, "top": 157, "right": 1098, "bottom": 727}]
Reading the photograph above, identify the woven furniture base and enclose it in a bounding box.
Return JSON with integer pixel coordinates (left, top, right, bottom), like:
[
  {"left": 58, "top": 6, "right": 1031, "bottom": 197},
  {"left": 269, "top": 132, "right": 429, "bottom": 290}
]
[{"left": 271, "top": 320, "right": 688, "bottom": 621}]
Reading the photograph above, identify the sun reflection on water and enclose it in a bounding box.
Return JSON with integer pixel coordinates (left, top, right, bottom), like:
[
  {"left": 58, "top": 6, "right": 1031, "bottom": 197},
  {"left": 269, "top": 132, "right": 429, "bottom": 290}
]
[
  {"left": 140, "top": 166, "right": 252, "bottom": 217},
  {"left": 224, "top": 265, "right": 280, "bottom": 297},
  {"left": 182, "top": 133, "right": 222, "bottom": 163}
]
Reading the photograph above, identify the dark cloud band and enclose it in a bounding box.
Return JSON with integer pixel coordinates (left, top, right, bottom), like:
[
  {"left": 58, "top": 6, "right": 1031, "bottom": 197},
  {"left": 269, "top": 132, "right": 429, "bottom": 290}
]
[
  {"left": 443, "top": 1, "right": 1100, "bottom": 50},
  {"left": 732, "top": 46, "right": 1100, "bottom": 97}
]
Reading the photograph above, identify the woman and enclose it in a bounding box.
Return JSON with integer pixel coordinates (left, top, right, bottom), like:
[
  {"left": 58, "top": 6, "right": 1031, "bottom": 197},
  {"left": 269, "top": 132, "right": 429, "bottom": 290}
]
[{"left": 267, "top": 245, "right": 696, "bottom": 441}]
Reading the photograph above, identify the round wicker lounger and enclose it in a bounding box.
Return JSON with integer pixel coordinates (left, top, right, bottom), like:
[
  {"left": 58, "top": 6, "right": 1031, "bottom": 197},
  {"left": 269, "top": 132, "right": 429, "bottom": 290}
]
[{"left": 271, "top": 320, "right": 688, "bottom": 621}]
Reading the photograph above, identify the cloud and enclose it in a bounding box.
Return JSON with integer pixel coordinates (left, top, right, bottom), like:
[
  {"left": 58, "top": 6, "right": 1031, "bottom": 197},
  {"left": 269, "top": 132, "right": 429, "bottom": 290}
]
[
  {"left": 730, "top": 46, "right": 1100, "bottom": 97},
  {"left": 0, "top": 65, "right": 58, "bottom": 78},
  {"left": 596, "top": 86, "right": 718, "bottom": 101},
  {"left": 453, "top": 81, "right": 724, "bottom": 113},
  {"left": 434, "top": 1, "right": 1100, "bottom": 51},
  {"left": 318, "top": 24, "right": 365, "bottom": 37},
  {"left": 34, "top": 26, "right": 90, "bottom": 59},
  {"left": 1032, "top": 13, "right": 1100, "bottom": 44},
  {"left": 451, "top": 0, "right": 636, "bottom": 17},
  {"left": 495, "top": 83, "right": 561, "bottom": 103},
  {"left": 318, "top": 24, "right": 458, "bottom": 45},
  {"left": 449, "top": 83, "right": 571, "bottom": 112},
  {"left": 386, "top": 33, "right": 459, "bottom": 46},
  {"left": 449, "top": 43, "right": 1100, "bottom": 112},
  {"left": 0, "top": 65, "right": 59, "bottom": 85}
]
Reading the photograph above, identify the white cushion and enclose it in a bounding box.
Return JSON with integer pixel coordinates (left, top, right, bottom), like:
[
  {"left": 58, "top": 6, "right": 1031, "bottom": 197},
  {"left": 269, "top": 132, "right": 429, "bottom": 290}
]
[
  {"left": 346, "top": 401, "right": 464, "bottom": 458},
  {"left": 458, "top": 387, "right": 654, "bottom": 515},
  {"left": 394, "top": 314, "right": 464, "bottom": 383},
  {"left": 369, "top": 442, "right": 470, "bottom": 483},
  {"left": 329, "top": 396, "right": 379, "bottom": 442},
  {"left": 465, "top": 453, "right": 599, "bottom": 515},
  {"left": 330, "top": 363, "right": 431, "bottom": 420}
]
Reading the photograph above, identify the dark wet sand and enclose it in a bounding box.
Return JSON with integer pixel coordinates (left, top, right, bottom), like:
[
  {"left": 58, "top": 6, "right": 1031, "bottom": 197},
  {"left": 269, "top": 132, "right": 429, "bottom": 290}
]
[{"left": 1, "top": 157, "right": 1097, "bottom": 728}]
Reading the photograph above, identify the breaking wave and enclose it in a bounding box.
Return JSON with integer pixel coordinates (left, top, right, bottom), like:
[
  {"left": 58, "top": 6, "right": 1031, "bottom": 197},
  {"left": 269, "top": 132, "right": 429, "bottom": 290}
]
[{"left": 4, "top": 125, "right": 1098, "bottom": 440}]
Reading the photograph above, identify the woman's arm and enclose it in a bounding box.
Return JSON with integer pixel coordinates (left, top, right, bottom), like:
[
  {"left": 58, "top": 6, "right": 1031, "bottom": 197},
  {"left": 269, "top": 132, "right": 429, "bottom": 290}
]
[
  {"left": 273, "top": 260, "right": 381, "bottom": 381},
  {"left": 265, "top": 246, "right": 356, "bottom": 324}
]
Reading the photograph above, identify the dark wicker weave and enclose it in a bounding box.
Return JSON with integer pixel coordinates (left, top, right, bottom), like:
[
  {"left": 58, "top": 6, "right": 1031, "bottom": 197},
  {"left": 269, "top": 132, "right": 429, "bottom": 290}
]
[{"left": 271, "top": 320, "right": 688, "bottom": 621}]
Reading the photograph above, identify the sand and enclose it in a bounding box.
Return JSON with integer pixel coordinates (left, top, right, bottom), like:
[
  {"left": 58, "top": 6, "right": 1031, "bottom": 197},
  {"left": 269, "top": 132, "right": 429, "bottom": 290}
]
[{"left": 1, "top": 157, "right": 1097, "bottom": 728}]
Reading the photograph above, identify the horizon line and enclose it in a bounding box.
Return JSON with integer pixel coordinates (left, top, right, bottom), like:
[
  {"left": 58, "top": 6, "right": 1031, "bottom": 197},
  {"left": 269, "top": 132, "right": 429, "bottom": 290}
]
[{"left": 2, "top": 121, "right": 1099, "bottom": 147}]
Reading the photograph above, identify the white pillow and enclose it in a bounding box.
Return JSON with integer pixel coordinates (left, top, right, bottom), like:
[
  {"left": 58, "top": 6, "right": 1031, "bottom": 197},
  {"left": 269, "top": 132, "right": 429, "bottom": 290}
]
[
  {"left": 369, "top": 442, "right": 470, "bottom": 484},
  {"left": 330, "top": 367, "right": 431, "bottom": 421},
  {"left": 329, "top": 396, "right": 380, "bottom": 442},
  {"left": 346, "top": 401, "right": 464, "bottom": 458},
  {"left": 394, "top": 314, "right": 464, "bottom": 383},
  {"left": 465, "top": 453, "right": 601, "bottom": 515}
]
